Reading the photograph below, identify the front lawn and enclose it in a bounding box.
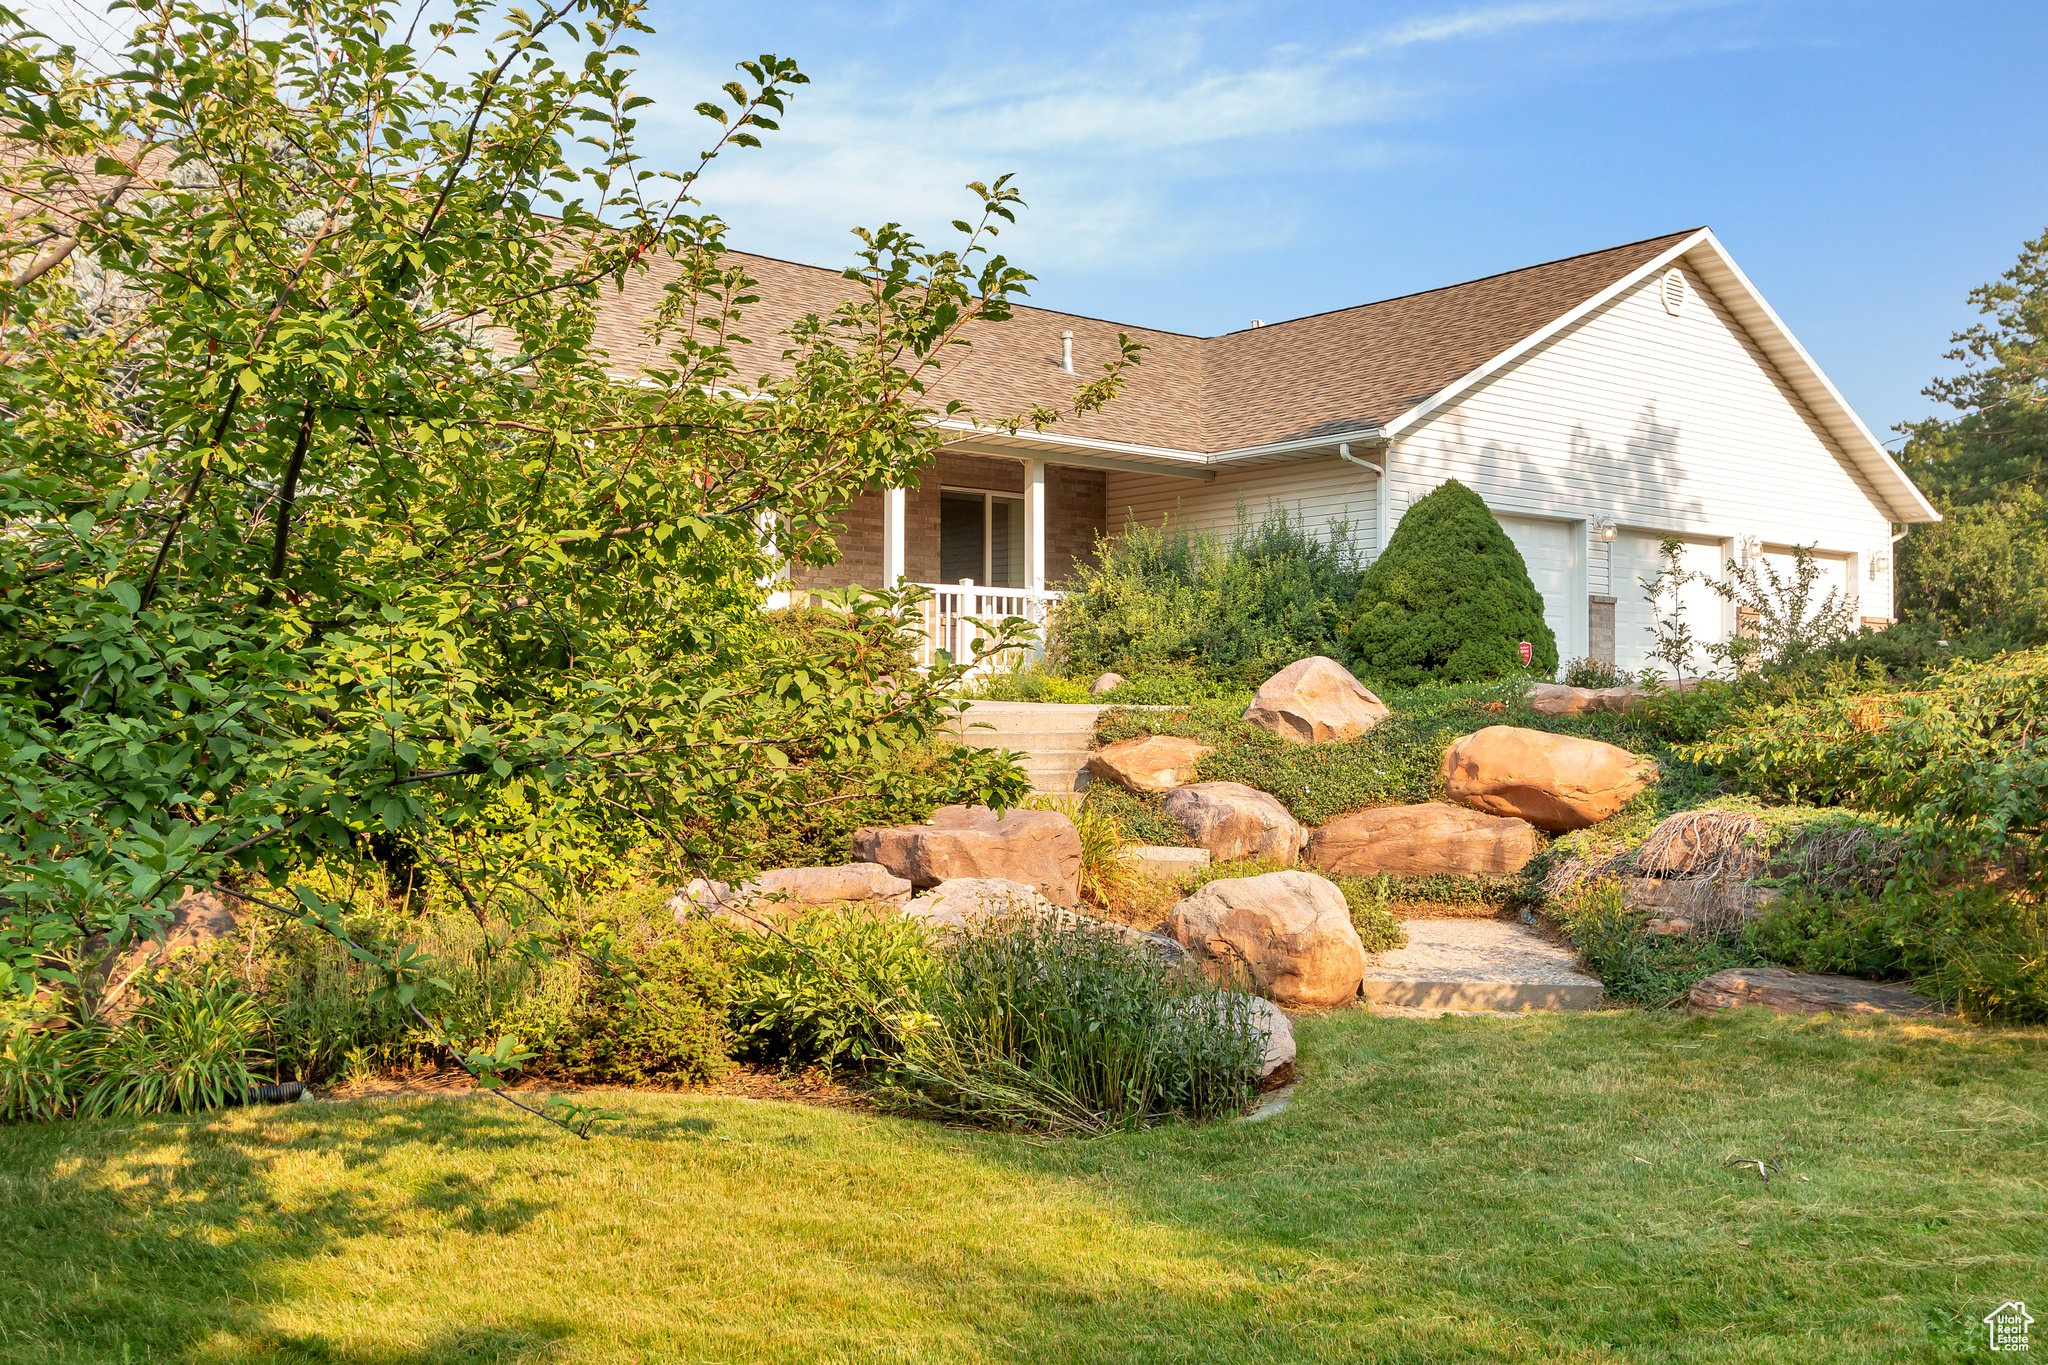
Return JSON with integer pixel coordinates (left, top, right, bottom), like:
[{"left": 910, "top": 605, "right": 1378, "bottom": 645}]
[{"left": 7, "top": 1009, "right": 2043, "bottom": 1364}]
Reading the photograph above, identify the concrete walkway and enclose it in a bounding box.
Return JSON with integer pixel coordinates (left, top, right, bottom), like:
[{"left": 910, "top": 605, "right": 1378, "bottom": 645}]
[{"left": 1361, "top": 918, "right": 1605, "bottom": 1012}]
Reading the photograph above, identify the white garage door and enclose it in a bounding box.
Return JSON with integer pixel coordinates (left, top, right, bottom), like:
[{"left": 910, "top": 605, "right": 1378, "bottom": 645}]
[
  {"left": 1761, "top": 547, "right": 1854, "bottom": 622},
  {"left": 1495, "top": 514, "right": 1583, "bottom": 672},
  {"left": 1613, "top": 533, "right": 1729, "bottom": 677}
]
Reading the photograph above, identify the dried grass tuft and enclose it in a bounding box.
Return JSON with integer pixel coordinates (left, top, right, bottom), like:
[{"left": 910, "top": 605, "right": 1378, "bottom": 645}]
[{"left": 1633, "top": 809, "right": 1769, "bottom": 883}]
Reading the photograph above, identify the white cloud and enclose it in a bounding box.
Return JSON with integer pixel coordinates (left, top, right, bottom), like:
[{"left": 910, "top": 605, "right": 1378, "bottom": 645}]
[
  {"left": 6, "top": 0, "right": 1752, "bottom": 276},
  {"left": 1346, "top": 0, "right": 1717, "bottom": 53},
  {"left": 639, "top": 0, "right": 1746, "bottom": 274}
]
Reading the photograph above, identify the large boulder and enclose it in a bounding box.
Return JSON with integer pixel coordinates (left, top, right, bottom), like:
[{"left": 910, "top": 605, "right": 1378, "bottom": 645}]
[
  {"left": 99, "top": 890, "right": 237, "bottom": 1014},
  {"left": 1089, "top": 672, "right": 1126, "bottom": 696},
  {"left": 904, "top": 878, "right": 1188, "bottom": 964},
  {"left": 854, "top": 805, "right": 1083, "bottom": 904},
  {"left": 1248, "top": 996, "right": 1296, "bottom": 1088},
  {"left": 669, "top": 863, "right": 912, "bottom": 931},
  {"left": 1306, "top": 802, "right": 1541, "bottom": 877},
  {"left": 1688, "top": 968, "right": 1945, "bottom": 1018},
  {"left": 1162, "top": 782, "right": 1306, "bottom": 864},
  {"left": 1242, "top": 656, "right": 1391, "bottom": 744},
  {"left": 1442, "top": 725, "right": 1657, "bottom": 832},
  {"left": 1622, "top": 876, "right": 1780, "bottom": 936},
  {"left": 749, "top": 863, "right": 914, "bottom": 907},
  {"left": 1527, "top": 679, "right": 1699, "bottom": 717},
  {"left": 1087, "top": 734, "right": 1214, "bottom": 794},
  {"left": 902, "top": 876, "right": 1056, "bottom": 932},
  {"left": 1166, "top": 870, "right": 1365, "bottom": 1008}
]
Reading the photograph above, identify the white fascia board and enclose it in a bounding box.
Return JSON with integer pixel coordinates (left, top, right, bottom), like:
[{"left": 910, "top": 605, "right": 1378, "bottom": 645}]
[
  {"left": 933, "top": 417, "right": 1205, "bottom": 464},
  {"left": 935, "top": 421, "right": 1217, "bottom": 481},
  {"left": 937, "top": 419, "right": 1388, "bottom": 467},
  {"left": 1209, "top": 427, "right": 1388, "bottom": 465}
]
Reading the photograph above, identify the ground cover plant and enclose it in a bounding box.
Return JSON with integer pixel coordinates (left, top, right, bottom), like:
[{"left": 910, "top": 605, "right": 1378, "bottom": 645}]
[
  {"left": 2, "top": 1007, "right": 2042, "bottom": 1363},
  {"left": 1679, "top": 645, "right": 2048, "bottom": 1020},
  {"left": 1092, "top": 678, "right": 1714, "bottom": 831}
]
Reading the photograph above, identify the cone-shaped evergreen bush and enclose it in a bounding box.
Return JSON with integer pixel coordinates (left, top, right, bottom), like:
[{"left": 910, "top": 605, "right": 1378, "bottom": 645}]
[{"left": 1345, "top": 480, "right": 1558, "bottom": 685}]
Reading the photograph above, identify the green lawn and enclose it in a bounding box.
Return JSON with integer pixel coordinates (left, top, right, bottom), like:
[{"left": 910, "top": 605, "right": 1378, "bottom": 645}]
[{"left": 5, "top": 1009, "right": 2044, "bottom": 1364}]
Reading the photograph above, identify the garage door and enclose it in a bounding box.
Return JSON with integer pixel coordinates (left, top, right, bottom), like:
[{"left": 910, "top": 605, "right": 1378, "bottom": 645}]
[
  {"left": 1761, "top": 547, "right": 1853, "bottom": 622},
  {"left": 1613, "top": 533, "right": 1728, "bottom": 677},
  {"left": 1495, "top": 514, "right": 1583, "bottom": 672}
]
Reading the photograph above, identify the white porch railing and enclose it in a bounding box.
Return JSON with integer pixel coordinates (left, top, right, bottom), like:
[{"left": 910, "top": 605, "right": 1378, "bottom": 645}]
[{"left": 912, "top": 580, "right": 1061, "bottom": 674}]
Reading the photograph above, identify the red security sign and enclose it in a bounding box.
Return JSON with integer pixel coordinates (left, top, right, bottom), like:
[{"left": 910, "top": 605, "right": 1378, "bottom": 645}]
[{"left": 1518, "top": 640, "right": 1533, "bottom": 666}]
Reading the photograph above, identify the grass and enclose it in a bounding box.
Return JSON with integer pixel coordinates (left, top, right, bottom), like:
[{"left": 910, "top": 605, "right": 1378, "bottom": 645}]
[{"left": 5, "top": 1009, "right": 2044, "bottom": 1363}]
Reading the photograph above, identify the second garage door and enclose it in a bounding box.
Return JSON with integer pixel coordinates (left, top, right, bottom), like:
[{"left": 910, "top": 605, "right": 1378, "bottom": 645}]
[
  {"left": 1612, "top": 532, "right": 1729, "bottom": 676},
  {"left": 1495, "top": 513, "right": 1584, "bottom": 671}
]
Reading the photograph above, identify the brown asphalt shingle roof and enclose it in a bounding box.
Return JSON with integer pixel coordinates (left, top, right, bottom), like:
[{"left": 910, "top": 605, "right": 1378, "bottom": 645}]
[{"left": 589, "top": 228, "right": 1701, "bottom": 454}]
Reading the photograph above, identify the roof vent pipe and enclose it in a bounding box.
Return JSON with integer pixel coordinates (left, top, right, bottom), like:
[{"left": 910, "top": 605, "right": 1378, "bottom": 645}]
[{"left": 1060, "top": 330, "right": 1074, "bottom": 374}]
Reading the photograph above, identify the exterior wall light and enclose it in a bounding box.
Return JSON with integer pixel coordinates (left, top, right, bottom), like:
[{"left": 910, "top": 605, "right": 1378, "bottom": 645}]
[
  {"left": 1869, "top": 550, "right": 1891, "bottom": 578},
  {"left": 1593, "top": 520, "right": 1618, "bottom": 542}
]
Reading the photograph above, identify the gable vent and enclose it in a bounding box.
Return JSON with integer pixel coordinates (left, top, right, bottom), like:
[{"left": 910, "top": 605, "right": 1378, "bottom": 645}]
[{"left": 1660, "top": 268, "right": 1687, "bottom": 316}]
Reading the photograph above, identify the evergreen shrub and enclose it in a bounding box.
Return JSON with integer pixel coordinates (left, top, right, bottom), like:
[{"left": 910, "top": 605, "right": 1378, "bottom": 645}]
[{"left": 1345, "top": 480, "right": 1557, "bottom": 686}]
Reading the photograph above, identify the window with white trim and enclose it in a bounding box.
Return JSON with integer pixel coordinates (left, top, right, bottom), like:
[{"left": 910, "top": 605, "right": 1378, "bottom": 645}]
[{"left": 938, "top": 488, "right": 1024, "bottom": 586}]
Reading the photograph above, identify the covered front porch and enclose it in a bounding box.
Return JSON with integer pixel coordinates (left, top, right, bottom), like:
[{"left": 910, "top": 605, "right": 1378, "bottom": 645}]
[{"left": 784, "top": 439, "right": 1211, "bottom": 668}]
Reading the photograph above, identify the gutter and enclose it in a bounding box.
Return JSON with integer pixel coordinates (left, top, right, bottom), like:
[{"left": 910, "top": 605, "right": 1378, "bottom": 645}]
[{"left": 1338, "top": 439, "right": 1392, "bottom": 557}]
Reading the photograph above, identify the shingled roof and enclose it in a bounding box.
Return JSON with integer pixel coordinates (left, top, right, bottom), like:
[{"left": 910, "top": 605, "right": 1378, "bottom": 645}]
[{"left": 588, "top": 228, "right": 1702, "bottom": 455}]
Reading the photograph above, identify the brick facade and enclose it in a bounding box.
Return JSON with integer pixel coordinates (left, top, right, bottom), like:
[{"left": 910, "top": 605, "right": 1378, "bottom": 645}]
[{"left": 790, "top": 454, "right": 1106, "bottom": 592}]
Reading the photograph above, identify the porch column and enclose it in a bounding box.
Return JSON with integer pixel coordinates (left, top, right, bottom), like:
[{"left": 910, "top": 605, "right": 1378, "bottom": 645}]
[
  {"left": 755, "top": 511, "right": 790, "bottom": 609},
  {"left": 1022, "top": 458, "right": 1046, "bottom": 591},
  {"left": 880, "top": 485, "right": 907, "bottom": 586}
]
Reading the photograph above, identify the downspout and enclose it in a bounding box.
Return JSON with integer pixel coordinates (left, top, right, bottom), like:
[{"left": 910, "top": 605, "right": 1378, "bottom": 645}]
[{"left": 1339, "top": 440, "right": 1390, "bottom": 560}]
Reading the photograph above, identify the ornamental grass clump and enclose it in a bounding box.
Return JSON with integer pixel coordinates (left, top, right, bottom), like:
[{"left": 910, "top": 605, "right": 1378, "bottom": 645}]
[
  {"left": 76, "top": 966, "right": 269, "bottom": 1118},
  {"left": 885, "top": 915, "right": 1266, "bottom": 1135}
]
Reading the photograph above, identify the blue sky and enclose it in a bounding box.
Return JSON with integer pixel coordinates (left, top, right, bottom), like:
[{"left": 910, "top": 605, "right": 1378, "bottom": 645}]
[{"left": 622, "top": 0, "right": 2046, "bottom": 435}]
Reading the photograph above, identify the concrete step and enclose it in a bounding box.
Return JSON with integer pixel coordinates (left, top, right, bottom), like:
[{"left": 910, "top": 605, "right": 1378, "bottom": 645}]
[
  {"left": 954, "top": 701, "right": 1106, "bottom": 736},
  {"left": 950, "top": 702, "right": 1113, "bottom": 797},
  {"left": 957, "top": 733, "right": 1097, "bottom": 751},
  {"left": 1360, "top": 919, "right": 1605, "bottom": 1012}
]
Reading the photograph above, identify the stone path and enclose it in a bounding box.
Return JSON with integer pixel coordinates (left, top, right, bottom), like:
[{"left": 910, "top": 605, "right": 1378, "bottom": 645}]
[{"left": 1361, "top": 918, "right": 1605, "bottom": 1012}]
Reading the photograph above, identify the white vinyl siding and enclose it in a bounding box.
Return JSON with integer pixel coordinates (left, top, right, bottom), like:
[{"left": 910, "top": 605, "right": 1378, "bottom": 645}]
[
  {"left": 1388, "top": 263, "right": 1890, "bottom": 621},
  {"left": 1104, "top": 455, "right": 1381, "bottom": 560},
  {"left": 1495, "top": 514, "right": 1585, "bottom": 671}
]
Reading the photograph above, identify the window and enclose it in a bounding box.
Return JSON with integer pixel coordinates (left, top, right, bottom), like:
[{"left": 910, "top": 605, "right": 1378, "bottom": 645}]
[{"left": 938, "top": 488, "right": 1024, "bottom": 586}]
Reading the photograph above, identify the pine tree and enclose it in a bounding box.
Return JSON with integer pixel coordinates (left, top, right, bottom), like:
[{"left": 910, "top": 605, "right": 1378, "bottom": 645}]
[{"left": 1345, "top": 480, "right": 1557, "bottom": 686}]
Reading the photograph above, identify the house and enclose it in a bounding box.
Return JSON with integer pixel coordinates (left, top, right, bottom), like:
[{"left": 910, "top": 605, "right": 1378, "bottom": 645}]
[{"left": 596, "top": 227, "right": 1939, "bottom": 673}]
